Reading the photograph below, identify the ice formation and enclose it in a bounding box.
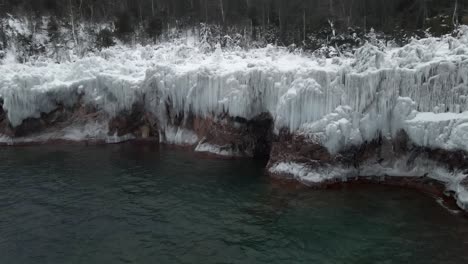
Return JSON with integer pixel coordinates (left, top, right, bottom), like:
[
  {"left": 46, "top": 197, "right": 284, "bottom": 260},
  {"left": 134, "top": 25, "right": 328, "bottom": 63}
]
[
  {"left": 269, "top": 162, "right": 352, "bottom": 183},
  {"left": 3, "top": 29, "right": 468, "bottom": 150},
  {"left": 162, "top": 126, "right": 199, "bottom": 145},
  {"left": 2, "top": 25, "right": 468, "bottom": 210},
  {"left": 195, "top": 142, "right": 246, "bottom": 157}
]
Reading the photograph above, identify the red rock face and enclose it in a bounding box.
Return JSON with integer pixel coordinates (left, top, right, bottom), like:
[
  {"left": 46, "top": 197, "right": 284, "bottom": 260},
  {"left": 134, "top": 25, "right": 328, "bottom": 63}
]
[
  {"left": 168, "top": 112, "right": 274, "bottom": 158},
  {"left": 13, "top": 105, "right": 75, "bottom": 137},
  {"left": 269, "top": 131, "right": 334, "bottom": 165},
  {"left": 268, "top": 128, "right": 468, "bottom": 179},
  {"left": 266, "top": 129, "right": 468, "bottom": 212},
  {"left": 0, "top": 102, "right": 467, "bottom": 210},
  {"left": 1, "top": 98, "right": 466, "bottom": 181},
  {"left": 0, "top": 104, "right": 74, "bottom": 138},
  {"left": 108, "top": 103, "right": 159, "bottom": 140},
  {"left": 0, "top": 94, "right": 98, "bottom": 138},
  {"left": 2, "top": 100, "right": 467, "bottom": 175},
  {"left": 0, "top": 98, "right": 160, "bottom": 142}
]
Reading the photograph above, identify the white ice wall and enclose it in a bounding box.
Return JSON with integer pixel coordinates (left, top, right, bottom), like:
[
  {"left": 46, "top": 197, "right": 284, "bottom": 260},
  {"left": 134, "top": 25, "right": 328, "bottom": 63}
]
[{"left": 2, "top": 28, "right": 468, "bottom": 152}]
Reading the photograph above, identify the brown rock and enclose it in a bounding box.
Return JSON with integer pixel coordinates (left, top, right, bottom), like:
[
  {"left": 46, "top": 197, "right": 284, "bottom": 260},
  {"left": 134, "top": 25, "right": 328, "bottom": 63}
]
[
  {"left": 183, "top": 112, "right": 273, "bottom": 158},
  {"left": 108, "top": 103, "right": 156, "bottom": 138}
]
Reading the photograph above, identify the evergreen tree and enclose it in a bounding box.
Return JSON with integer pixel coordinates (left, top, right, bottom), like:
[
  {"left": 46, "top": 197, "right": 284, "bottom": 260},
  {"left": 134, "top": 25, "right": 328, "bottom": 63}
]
[
  {"left": 146, "top": 16, "right": 163, "bottom": 42},
  {"left": 115, "top": 11, "right": 134, "bottom": 39},
  {"left": 96, "top": 28, "right": 115, "bottom": 49},
  {"left": 0, "top": 0, "right": 466, "bottom": 47}
]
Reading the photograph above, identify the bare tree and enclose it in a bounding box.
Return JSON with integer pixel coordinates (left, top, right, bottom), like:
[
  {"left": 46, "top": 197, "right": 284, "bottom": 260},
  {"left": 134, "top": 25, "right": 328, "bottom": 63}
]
[
  {"left": 69, "top": 0, "right": 77, "bottom": 47},
  {"left": 219, "top": 0, "right": 225, "bottom": 23},
  {"left": 79, "top": 0, "right": 83, "bottom": 18},
  {"left": 453, "top": 0, "right": 459, "bottom": 28},
  {"left": 303, "top": 6, "right": 306, "bottom": 42},
  {"left": 204, "top": 0, "right": 208, "bottom": 22}
]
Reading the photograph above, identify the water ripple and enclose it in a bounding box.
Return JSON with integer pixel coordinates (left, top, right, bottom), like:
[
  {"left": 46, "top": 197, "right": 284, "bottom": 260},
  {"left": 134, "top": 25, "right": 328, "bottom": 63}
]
[{"left": 0, "top": 145, "right": 468, "bottom": 264}]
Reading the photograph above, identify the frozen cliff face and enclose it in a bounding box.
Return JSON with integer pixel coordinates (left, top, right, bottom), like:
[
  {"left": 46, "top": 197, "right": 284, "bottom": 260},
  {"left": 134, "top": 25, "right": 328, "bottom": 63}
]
[
  {"left": 1, "top": 26, "right": 468, "bottom": 210},
  {"left": 1, "top": 28, "right": 468, "bottom": 153},
  {"left": 1, "top": 29, "right": 468, "bottom": 149}
]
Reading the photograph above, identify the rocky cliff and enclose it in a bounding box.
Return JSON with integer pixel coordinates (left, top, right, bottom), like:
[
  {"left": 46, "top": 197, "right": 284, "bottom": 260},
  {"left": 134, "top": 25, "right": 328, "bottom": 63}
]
[{"left": 2, "top": 28, "right": 468, "bottom": 211}]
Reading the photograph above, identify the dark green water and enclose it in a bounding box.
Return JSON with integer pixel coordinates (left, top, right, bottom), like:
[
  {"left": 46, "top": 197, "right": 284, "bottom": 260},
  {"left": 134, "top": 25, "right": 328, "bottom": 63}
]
[{"left": 1, "top": 145, "right": 468, "bottom": 264}]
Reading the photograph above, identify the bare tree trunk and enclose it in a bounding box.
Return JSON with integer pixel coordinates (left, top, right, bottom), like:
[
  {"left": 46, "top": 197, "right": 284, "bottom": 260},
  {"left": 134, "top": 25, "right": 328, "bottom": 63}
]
[
  {"left": 267, "top": 3, "right": 269, "bottom": 25},
  {"left": 79, "top": 0, "right": 83, "bottom": 18},
  {"left": 339, "top": 0, "right": 347, "bottom": 26},
  {"left": 364, "top": 15, "right": 367, "bottom": 31},
  {"left": 363, "top": 0, "right": 367, "bottom": 31},
  {"left": 139, "top": 3, "right": 143, "bottom": 25},
  {"left": 453, "top": 0, "right": 459, "bottom": 28},
  {"left": 262, "top": 0, "right": 265, "bottom": 28},
  {"left": 219, "top": 0, "right": 225, "bottom": 23},
  {"left": 152, "top": 0, "right": 155, "bottom": 17},
  {"left": 278, "top": 7, "right": 282, "bottom": 32},
  {"left": 100, "top": 4, "right": 107, "bottom": 20},
  {"left": 69, "top": 0, "right": 77, "bottom": 47},
  {"left": 303, "top": 8, "right": 306, "bottom": 42},
  {"left": 205, "top": 0, "right": 208, "bottom": 22},
  {"left": 422, "top": 0, "right": 428, "bottom": 26},
  {"left": 89, "top": 4, "right": 94, "bottom": 22}
]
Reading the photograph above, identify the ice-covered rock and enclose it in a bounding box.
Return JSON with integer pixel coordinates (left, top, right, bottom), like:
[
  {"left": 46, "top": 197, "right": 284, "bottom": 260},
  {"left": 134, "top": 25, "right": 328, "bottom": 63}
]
[
  {"left": 2, "top": 27, "right": 468, "bottom": 210},
  {"left": 195, "top": 142, "right": 245, "bottom": 157},
  {"left": 1, "top": 31, "right": 468, "bottom": 150},
  {"left": 269, "top": 161, "right": 353, "bottom": 184},
  {"left": 2, "top": 31, "right": 468, "bottom": 149},
  {"left": 161, "top": 126, "right": 199, "bottom": 146}
]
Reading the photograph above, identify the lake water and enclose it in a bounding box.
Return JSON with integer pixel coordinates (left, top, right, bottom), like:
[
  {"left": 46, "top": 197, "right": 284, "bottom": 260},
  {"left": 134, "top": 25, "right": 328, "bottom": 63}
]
[{"left": 1, "top": 144, "right": 468, "bottom": 264}]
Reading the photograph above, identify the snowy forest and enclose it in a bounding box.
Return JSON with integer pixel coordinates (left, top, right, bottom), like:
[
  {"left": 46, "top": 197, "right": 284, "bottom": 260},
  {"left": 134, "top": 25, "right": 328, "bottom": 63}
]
[{"left": 1, "top": 0, "right": 467, "bottom": 48}]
